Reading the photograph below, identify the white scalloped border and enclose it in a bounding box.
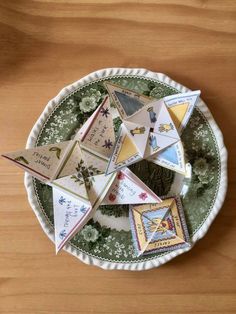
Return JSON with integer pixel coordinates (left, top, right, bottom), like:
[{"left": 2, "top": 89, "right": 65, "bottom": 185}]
[{"left": 24, "top": 68, "right": 227, "bottom": 271}]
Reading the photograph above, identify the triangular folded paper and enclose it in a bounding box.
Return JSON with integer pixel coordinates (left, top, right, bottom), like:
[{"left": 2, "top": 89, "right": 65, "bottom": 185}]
[
  {"left": 80, "top": 146, "right": 108, "bottom": 174},
  {"left": 144, "top": 132, "right": 179, "bottom": 158},
  {"left": 153, "top": 100, "right": 180, "bottom": 140},
  {"left": 123, "top": 120, "right": 150, "bottom": 157},
  {"left": 104, "top": 84, "right": 197, "bottom": 176},
  {"left": 105, "top": 82, "right": 150, "bottom": 119},
  {"left": 103, "top": 167, "right": 161, "bottom": 205},
  {"left": 124, "top": 99, "right": 162, "bottom": 129},
  {"left": 51, "top": 174, "right": 90, "bottom": 204},
  {"left": 129, "top": 196, "right": 191, "bottom": 256},
  {"left": 164, "top": 90, "right": 201, "bottom": 134},
  {"left": 2, "top": 81, "right": 199, "bottom": 257},
  {"left": 149, "top": 141, "right": 186, "bottom": 174},
  {"left": 2, "top": 141, "right": 72, "bottom": 182},
  {"left": 80, "top": 96, "right": 115, "bottom": 158},
  {"left": 106, "top": 124, "right": 142, "bottom": 174},
  {"left": 53, "top": 188, "right": 93, "bottom": 253}
]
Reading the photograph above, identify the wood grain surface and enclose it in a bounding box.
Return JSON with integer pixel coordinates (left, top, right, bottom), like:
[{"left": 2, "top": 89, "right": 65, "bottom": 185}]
[{"left": 0, "top": 1, "right": 235, "bottom": 313}]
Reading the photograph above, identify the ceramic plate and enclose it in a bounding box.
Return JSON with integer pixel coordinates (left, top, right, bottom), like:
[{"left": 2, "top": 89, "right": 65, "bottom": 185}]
[{"left": 24, "top": 68, "right": 227, "bottom": 270}]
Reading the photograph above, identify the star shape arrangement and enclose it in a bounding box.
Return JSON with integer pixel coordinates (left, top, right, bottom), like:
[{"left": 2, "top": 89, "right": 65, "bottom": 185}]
[
  {"left": 105, "top": 83, "right": 201, "bottom": 175},
  {"left": 2, "top": 83, "right": 200, "bottom": 255}
]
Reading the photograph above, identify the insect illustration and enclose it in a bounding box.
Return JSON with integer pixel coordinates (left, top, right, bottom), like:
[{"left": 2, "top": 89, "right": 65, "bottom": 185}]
[
  {"left": 14, "top": 156, "right": 29, "bottom": 164},
  {"left": 158, "top": 123, "right": 174, "bottom": 133},
  {"left": 130, "top": 127, "right": 145, "bottom": 136},
  {"left": 49, "top": 146, "right": 62, "bottom": 159}
]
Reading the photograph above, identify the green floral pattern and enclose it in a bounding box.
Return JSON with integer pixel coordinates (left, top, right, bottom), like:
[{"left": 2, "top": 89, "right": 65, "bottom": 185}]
[{"left": 33, "top": 76, "right": 220, "bottom": 262}]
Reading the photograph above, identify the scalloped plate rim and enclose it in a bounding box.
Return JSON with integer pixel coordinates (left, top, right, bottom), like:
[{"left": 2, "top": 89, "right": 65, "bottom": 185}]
[{"left": 24, "top": 67, "right": 227, "bottom": 271}]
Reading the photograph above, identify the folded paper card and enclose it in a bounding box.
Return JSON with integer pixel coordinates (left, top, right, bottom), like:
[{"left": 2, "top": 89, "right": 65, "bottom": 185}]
[
  {"left": 105, "top": 82, "right": 200, "bottom": 175},
  {"left": 129, "top": 196, "right": 191, "bottom": 256},
  {"left": 2, "top": 83, "right": 200, "bottom": 257}
]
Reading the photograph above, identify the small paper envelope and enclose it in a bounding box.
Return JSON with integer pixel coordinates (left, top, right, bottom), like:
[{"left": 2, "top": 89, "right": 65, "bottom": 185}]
[{"left": 129, "top": 196, "right": 191, "bottom": 256}]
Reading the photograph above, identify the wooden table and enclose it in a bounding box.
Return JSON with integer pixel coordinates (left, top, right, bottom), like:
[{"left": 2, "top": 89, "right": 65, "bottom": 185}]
[{"left": 0, "top": 1, "right": 235, "bottom": 313}]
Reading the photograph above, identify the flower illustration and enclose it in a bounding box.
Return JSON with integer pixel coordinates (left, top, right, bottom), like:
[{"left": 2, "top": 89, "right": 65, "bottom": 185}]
[
  {"left": 139, "top": 192, "right": 148, "bottom": 200},
  {"left": 100, "top": 107, "right": 110, "bottom": 117},
  {"left": 58, "top": 196, "right": 66, "bottom": 205},
  {"left": 102, "top": 139, "right": 113, "bottom": 149},
  {"left": 198, "top": 175, "right": 210, "bottom": 185},
  {"left": 149, "top": 86, "right": 166, "bottom": 99},
  {"left": 79, "top": 96, "right": 97, "bottom": 113},
  {"left": 81, "top": 225, "right": 99, "bottom": 242},
  {"left": 85, "top": 88, "right": 101, "bottom": 102},
  {"left": 59, "top": 229, "right": 67, "bottom": 239},
  {"left": 108, "top": 193, "right": 116, "bottom": 202},
  {"left": 117, "top": 172, "right": 125, "bottom": 180},
  {"left": 193, "top": 158, "right": 209, "bottom": 176},
  {"left": 80, "top": 205, "right": 88, "bottom": 214}
]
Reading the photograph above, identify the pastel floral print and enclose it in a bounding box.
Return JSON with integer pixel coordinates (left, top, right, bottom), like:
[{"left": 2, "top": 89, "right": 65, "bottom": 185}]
[{"left": 81, "top": 225, "right": 99, "bottom": 243}]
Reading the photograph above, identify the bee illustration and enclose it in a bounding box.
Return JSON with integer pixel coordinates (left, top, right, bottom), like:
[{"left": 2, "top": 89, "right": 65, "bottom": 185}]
[
  {"left": 130, "top": 127, "right": 146, "bottom": 136},
  {"left": 148, "top": 217, "right": 173, "bottom": 234},
  {"left": 158, "top": 123, "right": 174, "bottom": 133}
]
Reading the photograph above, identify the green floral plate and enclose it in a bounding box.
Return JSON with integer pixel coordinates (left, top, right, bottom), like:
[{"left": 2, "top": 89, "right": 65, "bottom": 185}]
[{"left": 24, "top": 68, "right": 227, "bottom": 270}]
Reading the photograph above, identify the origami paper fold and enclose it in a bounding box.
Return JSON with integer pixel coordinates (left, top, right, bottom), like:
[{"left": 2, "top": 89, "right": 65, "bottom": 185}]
[
  {"left": 129, "top": 196, "right": 191, "bottom": 256},
  {"left": 2, "top": 95, "right": 162, "bottom": 253},
  {"left": 105, "top": 82, "right": 200, "bottom": 175},
  {"left": 2, "top": 96, "right": 119, "bottom": 252},
  {"left": 102, "top": 167, "right": 161, "bottom": 205},
  {"left": 2, "top": 83, "right": 199, "bottom": 257}
]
